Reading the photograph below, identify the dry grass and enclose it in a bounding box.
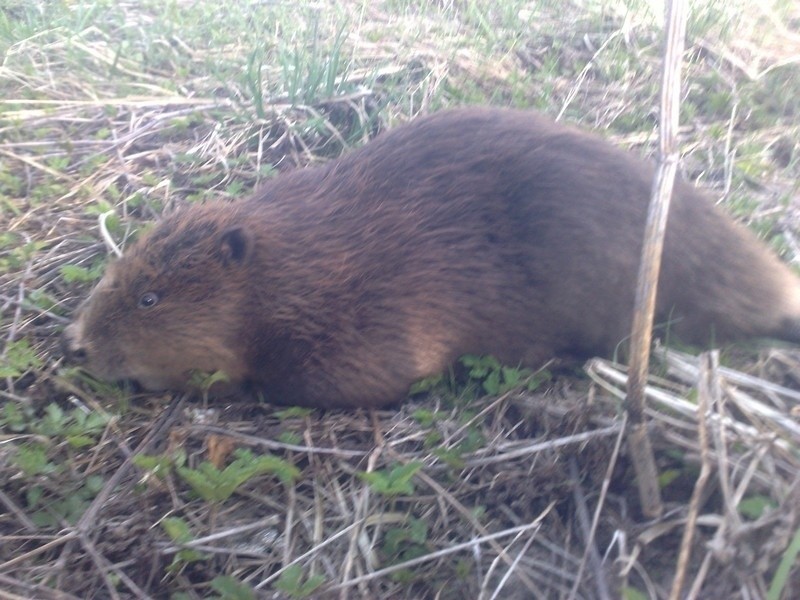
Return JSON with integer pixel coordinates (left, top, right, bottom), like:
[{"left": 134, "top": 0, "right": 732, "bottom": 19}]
[{"left": 1, "top": 1, "right": 800, "bottom": 598}]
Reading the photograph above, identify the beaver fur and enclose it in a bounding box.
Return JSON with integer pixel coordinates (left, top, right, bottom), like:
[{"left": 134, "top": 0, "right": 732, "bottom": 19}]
[{"left": 63, "top": 107, "right": 800, "bottom": 407}]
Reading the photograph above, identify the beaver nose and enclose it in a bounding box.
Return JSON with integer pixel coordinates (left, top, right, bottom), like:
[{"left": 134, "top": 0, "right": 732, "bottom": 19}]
[{"left": 61, "top": 327, "right": 88, "bottom": 364}]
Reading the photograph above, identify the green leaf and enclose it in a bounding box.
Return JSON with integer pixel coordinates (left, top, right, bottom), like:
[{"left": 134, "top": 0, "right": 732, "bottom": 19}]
[
  {"left": 188, "top": 369, "right": 230, "bottom": 392},
  {"left": 162, "top": 516, "right": 206, "bottom": 571},
  {"left": 14, "top": 445, "right": 58, "bottom": 476},
  {"left": 177, "top": 449, "right": 299, "bottom": 503},
  {"left": 739, "top": 495, "right": 776, "bottom": 520},
  {"left": 483, "top": 369, "right": 501, "bottom": 394},
  {"left": 275, "top": 565, "right": 326, "bottom": 599},
  {"left": 37, "top": 403, "right": 67, "bottom": 437},
  {"left": 0, "top": 339, "right": 42, "bottom": 378},
  {"left": 767, "top": 525, "right": 800, "bottom": 600},
  {"left": 66, "top": 434, "right": 96, "bottom": 448},
  {"left": 60, "top": 263, "right": 105, "bottom": 283},
  {"left": 433, "top": 447, "right": 465, "bottom": 469},
  {"left": 26, "top": 485, "right": 44, "bottom": 508},
  {"left": 275, "top": 407, "right": 313, "bottom": 420},
  {"left": 133, "top": 453, "right": 174, "bottom": 477},
  {"left": 359, "top": 462, "right": 423, "bottom": 497},
  {"left": 623, "top": 587, "right": 649, "bottom": 600},
  {"left": 502, "top": 366, "right": 521, "bottom": 388},
  {"left": 458, "top": 427, "right": 485, "bottom": 453},
  {"left": 658, "top": 469, "right": 681, "bottom": 488},
  {"left": 384, "top": 517, "right": 429, "bottom": 559},
  {"left": 408, "top": 373, "right": 443, "bottom": 395},
  {"left": 0, "top": 402, "right": 28, "bottom": 431},
  {"left": 162, "top": 517, "right": 193, "bottom": 543},
  {"left": 278, "top": 431, "right": 302, "bottom": 445},
  {"left": 412, "top": 409, "right": 434, "bottom": 427},
  {"left": 211, "top": 575, "right": 256, "bottom": 600}
]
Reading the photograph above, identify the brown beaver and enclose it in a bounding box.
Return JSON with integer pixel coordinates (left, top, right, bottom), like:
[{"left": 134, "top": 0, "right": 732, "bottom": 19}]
[{"left": 63, "top": 107, "right": 800, "bottom": 407}]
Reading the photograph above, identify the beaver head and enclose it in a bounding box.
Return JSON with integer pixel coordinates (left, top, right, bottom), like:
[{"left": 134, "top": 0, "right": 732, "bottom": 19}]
[{"left": 63, "top": 204, "right": 254, "bottom": 392}]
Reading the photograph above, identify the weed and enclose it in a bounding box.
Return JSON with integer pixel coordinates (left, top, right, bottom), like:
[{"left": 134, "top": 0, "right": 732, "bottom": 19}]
[
  {"left": 3, "top": 401, "right": 110, "bottom": 528},
  {"left": 358, "top": 461, "right": 423, "bottom": 497},
  {"left": 60, "top": 261, "right": 106, "bottom": 284},
  {"left": 26, "top": 474, "right": 105, "bottom": 528},
  {"left": 161, "top": 516, "right": 206, "bottom": 571},
  {"left": 409, "top": 355, "right": 550, "bottom": 400},
  {"left": 275, "top": 407, "right": 314, "bottom": 419},
  {"left": 460, "top": 354, "right": 550, "bottom": 395},
  {"left": 383, "top": 515, "right": 428, "bottom": 562},
  {"left": 275, "top": 565, "right": 326, "bottom": 599},
  {"left": 188, "top": 369, "right": 231, "bottom": 401},
  {"left": 738, "top": 494, "right": 777, "bottom": 519},
  {"left": 12, "top": 444, "right": 59, "bottom": 477},
  {"left": 4, "top": 402, "right": 111, "bottom": 455},
  {"left": 408, "top": 373, "right": 446, "bottom": 396},
  {"left": 0, "top": 338, "right": 42, "bottom": 378},
  {"left": 768, "top": 525, "right": 800, "bottom": 600},
  {"left": 383, "top": 516, "right": 430, "bottom": 583},
  {"left": 177, "top": 448, "right": 299, "bottom": 503},
  {"left": 210, "top": 575, "right": 257, "bottom": 600},
  {"left": 134, "top": 452, "right": 184, "bottom": 479},
  {"left": 278, "top": 431, "right": 303, "bottom": 445},
  {"left": 0, "top": 239, "right": 46, "bottom": 275},
  {"left": 275, "top": 407, "right": 313, "bottom": 445}
]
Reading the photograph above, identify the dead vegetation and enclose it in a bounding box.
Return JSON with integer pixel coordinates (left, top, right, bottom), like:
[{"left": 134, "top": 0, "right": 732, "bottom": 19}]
[{"left": 1, "top": 1, "right": 800, "bottom": 598}]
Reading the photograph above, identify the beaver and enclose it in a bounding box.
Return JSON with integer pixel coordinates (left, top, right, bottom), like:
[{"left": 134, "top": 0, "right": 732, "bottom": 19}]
[{"left": 62, "top": 107, "right": 800, "bottom": 408}]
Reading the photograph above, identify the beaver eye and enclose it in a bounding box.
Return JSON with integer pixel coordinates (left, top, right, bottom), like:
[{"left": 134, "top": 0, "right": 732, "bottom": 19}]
[{"left": 138, "top": 292, "right": 159, "bottom": 309}]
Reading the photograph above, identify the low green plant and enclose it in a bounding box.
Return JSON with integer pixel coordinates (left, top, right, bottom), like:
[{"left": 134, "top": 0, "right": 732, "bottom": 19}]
[
  {"left": 460, "top": 354, "right": 548, "bottom": 395},
  {"left": 768, "top": 525, "right": 800, "bottom": 600},
  {"left": 738, "top": 495, "right": 777, "bottom": 519},
  {"left": 60, "top": 260, "right": 106, "bottom": 283},
  {"left": 277, "top": 16, "right": 350, "bottom": 106},
  {"left": 25, "top": 474, "right": 105, "bottom": 528},
  {"left": 60, "top": 367, "right": 133, "bottom": 405},
  {"left": 274, "top": 407, "right": 313, "bottom": 444},
  {"left": 4, "top": 399, "right": 112, "bottom": 527},
  {"left": 358, "top": 462, "right": 423, "bottom": 497},
  {"left": 383, "top": 516, "right": 428, "bottom": 565},
  {"left": 161, "top": 516, "right": 206, "bottom": 571},
  {"left": 277, "top": 431, "right": 303, "bottom": 445},
  {"left": 27, "top": 288, "right": 61, "bottom": 314},
  {"left": 177, "top": 448, "right": 299, "bottom": 503},
  {"left": 275, "top": 407, "right": 314, "bottom": 419},
  {"left": 37, "top": 402, "right": 109, "bottom": 448},
  {"left": 408, "top": 373, "right": 446, "bottom": 396},
  {"left": 210, "top": 575, "right": 257, "bottom": 600},
  {"left": 133, "top": 451, "right": 185, "bottom": 479},
  {"left": 3, "top": 401, "right": 110, "bottom": 449},
  {"left": 411, "top": 408, "right": 441, "bottom": 428},
  {"left": 188, "top": 369, "right": 231, "bottom": 397},
  {"left": 0, "top": 239, "right": 46, "bottom": 274},
  {"left": 13, "top": 444, "right": 58, "bottom": 477},
  {"left": 409, "top": 355, "right": 551, "bottom": 401},
  {"left": 275, "top": 564, "right": 326, "bottom": 599},
  {"left": 0, "top": 339, "right": 42, "bottom": 378},
  {"left": 623, "top": 586, "right": 649, "bottom": 600}
]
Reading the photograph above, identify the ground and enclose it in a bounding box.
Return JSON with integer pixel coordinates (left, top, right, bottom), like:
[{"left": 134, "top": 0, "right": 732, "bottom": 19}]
[{"left": 1, "top": 1, "right": 799, "bottom": 598}]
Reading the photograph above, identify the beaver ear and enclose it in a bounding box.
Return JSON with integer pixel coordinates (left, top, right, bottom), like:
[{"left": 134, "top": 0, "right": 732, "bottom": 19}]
[{"left": 219, "top": 227, "right": 252, "bottom": 266}]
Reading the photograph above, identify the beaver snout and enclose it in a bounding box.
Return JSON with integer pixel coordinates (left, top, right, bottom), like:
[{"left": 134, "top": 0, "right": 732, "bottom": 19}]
[{"left": 61, "top": 324, "right": 88, "bottom": 365}]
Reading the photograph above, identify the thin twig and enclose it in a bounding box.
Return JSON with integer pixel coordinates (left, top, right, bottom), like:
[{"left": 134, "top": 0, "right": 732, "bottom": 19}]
[
  {"left": 669, "top": 352, "right": 715, "bottom": 599},
  {"left": 98, "top": 210, "right": 123, "bottom": 258},
  {"left": 568, "top": 413, "right": 626, "bottom": 600},
  {"left": 330, "top": 516, "right": 552, "bottom": 591}
]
